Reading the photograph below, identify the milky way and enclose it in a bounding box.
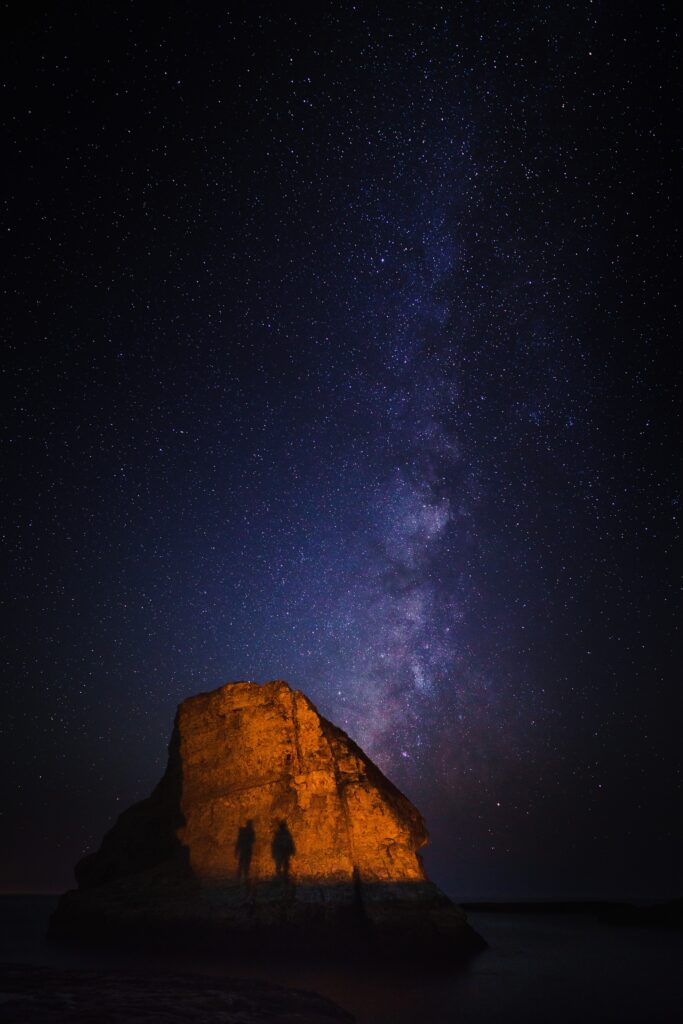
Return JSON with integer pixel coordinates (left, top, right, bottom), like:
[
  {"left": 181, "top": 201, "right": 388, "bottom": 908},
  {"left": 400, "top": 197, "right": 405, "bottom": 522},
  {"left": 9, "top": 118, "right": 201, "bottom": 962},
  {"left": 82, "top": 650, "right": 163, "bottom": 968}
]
[{"left": 3, "top": 4, "right": 680, "bottom": 897}]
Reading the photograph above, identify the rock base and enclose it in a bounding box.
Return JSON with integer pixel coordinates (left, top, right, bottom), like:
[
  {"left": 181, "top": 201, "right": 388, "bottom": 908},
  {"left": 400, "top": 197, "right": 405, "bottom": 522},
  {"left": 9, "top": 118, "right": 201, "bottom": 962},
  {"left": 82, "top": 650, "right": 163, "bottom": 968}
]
[{"left": 49, "top": 876, "right": 485, "bottom": 962}]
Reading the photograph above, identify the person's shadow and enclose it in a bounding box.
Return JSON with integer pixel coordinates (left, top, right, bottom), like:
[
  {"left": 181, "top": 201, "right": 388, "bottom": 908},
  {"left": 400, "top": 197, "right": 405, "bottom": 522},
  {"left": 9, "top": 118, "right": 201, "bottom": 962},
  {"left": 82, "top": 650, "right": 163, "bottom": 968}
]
[
  {"left": 271, "top": 820, "right": 295, "bottom": 881},
  {"left": 235, "top": 820, "right": 255, "bottom": 883}
]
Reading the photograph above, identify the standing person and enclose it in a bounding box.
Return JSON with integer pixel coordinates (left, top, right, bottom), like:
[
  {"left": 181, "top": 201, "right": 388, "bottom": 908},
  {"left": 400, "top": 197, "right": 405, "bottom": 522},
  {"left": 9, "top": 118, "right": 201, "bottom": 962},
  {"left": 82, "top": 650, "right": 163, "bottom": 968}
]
[
  {"left": 271, "top": 820, "right": 295, "bottom": 881},
  {"left": 235, "top": 820, "right": 255, "bottom": 882}
]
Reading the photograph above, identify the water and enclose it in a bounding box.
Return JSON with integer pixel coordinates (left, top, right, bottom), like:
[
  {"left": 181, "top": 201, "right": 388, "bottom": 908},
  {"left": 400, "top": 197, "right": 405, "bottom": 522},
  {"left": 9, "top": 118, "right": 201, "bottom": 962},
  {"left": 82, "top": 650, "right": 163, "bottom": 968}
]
[{"left": 1, "top": 896, "right": 681, "bottom": 1022}]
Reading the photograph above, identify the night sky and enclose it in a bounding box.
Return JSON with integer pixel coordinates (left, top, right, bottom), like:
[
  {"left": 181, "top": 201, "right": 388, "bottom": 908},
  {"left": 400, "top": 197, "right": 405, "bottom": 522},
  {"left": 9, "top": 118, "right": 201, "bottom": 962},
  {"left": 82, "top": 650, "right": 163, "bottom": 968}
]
[{"left": 3, "top": 3, "right": 680, "bottom": 899}]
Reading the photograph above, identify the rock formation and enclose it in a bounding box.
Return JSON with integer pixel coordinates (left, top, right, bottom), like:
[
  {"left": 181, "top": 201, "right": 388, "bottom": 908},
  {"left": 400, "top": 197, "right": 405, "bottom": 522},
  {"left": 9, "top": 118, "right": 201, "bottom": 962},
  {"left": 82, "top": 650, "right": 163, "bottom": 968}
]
[
  {"left": 0, "top": 965, "right": 354, "bottom": 1024},
  {"left": 50, "top": 680, "right": 482, "bottom": 958}
]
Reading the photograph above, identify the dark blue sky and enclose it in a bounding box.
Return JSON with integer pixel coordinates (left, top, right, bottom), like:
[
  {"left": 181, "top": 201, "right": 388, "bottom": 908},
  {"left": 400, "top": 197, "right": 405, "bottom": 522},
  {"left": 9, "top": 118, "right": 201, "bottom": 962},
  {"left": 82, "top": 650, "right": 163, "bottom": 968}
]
[{"left": 2, "top": 2, "right": 680, "bottom": 898}]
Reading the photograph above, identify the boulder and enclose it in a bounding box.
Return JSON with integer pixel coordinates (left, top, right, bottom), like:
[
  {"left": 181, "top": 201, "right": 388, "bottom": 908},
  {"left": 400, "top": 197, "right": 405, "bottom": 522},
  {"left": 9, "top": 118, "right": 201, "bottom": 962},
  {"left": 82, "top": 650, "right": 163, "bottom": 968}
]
[
  {"left": 0, "top": 964, "right": 355, "bottom": 1023},
  {"left": 50, "top": 680, "right": 483, "bottom": 959}
]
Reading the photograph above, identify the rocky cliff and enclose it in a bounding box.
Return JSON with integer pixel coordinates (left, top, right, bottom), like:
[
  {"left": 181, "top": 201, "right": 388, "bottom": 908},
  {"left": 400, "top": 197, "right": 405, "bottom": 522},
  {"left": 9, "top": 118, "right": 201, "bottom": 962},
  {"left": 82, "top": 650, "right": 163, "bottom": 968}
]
[{"left": 50, "top": 680, "right": 482, "bottom": 958}]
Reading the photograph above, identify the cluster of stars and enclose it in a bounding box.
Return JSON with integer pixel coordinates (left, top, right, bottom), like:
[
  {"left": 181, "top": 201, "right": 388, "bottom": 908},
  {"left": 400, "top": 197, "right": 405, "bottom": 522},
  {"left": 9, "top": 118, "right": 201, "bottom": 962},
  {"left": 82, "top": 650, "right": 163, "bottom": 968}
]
[{"left": 2, "top": 3, "right": 679, "bottom": 898}]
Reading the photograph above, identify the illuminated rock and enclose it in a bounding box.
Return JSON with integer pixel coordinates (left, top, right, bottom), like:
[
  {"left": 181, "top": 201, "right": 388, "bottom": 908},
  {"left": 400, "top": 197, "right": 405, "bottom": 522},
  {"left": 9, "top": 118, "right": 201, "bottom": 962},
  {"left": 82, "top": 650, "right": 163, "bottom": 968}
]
[{"left": 51, "top": 680, "right": 483, "bottom": 957}]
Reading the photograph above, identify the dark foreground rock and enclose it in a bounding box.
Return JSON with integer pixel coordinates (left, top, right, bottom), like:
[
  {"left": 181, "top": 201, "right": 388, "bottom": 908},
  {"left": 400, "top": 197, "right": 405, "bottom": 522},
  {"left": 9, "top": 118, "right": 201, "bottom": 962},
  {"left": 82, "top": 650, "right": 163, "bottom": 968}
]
[
  {"left": 0, "top": 964, "right": 354, "bottom": 1023},
  {"left": 50, "top": 680, "right": 484, "bottom": 959}
]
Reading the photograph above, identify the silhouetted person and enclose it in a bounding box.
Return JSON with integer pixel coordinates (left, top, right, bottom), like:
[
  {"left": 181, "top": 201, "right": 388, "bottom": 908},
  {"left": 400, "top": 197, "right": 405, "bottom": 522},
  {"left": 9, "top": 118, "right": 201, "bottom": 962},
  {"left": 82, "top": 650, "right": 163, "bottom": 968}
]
[
  {"left": 271, "top": 820, "right": 295, "bottom": 881},
  {"left": 235, "top": 820, "right": 255, "bottom": 882}
]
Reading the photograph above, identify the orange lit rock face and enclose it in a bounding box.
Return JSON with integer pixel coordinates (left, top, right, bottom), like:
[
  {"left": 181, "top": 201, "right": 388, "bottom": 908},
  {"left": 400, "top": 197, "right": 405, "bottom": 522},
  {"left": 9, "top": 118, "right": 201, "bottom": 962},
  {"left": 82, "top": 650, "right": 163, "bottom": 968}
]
[
  {"left": 52, "top": 680, "right": 483, "bottom": 956},
  {"left": 176, "top": 680, "right": 427, "bottom": 885}
]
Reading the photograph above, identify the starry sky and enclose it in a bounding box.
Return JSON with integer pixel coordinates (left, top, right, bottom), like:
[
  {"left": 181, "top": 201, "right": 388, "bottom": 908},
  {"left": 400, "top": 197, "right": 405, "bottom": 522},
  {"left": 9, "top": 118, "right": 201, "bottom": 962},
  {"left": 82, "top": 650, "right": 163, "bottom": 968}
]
[{"left": 2, "top": 3, "right": 681, "bottom": 898}]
